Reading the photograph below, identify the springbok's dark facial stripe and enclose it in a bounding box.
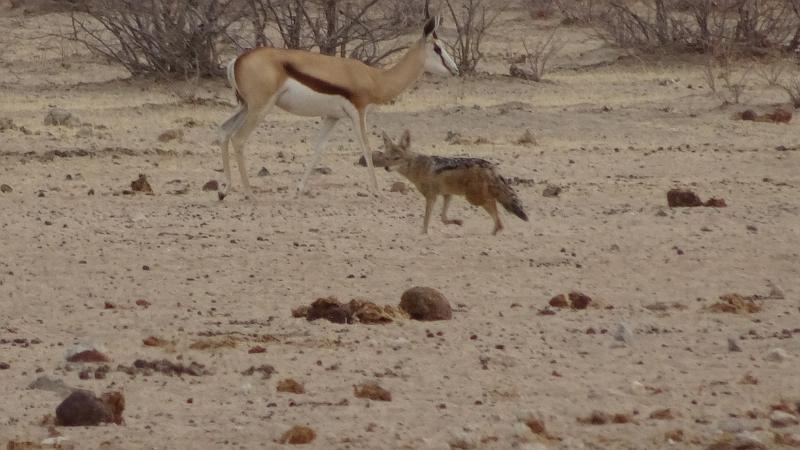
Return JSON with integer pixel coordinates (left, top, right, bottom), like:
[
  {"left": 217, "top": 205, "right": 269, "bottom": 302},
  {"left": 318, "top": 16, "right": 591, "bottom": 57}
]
[{"left": 432, "top": 44, "right": 454, "bottom": 75}]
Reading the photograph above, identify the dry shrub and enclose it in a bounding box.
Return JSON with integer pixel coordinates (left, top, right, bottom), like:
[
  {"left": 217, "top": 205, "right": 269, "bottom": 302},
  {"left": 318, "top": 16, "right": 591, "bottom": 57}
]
[
  {"left": 760, "top": 61, "right": 800, "bottom": 109},
  {"left": 511, "top": 26, "right": 564, "bottom": 81},
  {"left": 443, "top": 0, "right": 506, "bottom": 75},
  {"left": 557, "top": 0, "right": 800, "bottom": 55},
  {"left": 703, "top": 43, "right": 753, "bottom": 104},
  {"left": 245, "top": 0, "right": 421, "bottom": 64},
  {"left": 69, "top": 0, "right": 245, "bottom": 77}
]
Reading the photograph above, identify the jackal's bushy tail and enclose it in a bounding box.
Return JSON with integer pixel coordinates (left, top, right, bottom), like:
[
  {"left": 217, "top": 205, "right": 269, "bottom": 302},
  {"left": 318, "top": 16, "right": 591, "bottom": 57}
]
[{"left": 491, "top": 173, "right": 528, "bottom": 221}]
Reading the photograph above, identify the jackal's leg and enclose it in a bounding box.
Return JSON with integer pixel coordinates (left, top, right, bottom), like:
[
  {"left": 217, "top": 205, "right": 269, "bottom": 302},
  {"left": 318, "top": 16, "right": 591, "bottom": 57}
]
[
  {"left": 440, "top": 195, "right": 463, "bottom": 226},
  {"left": 351, "top": 108, "right": 379, "bottom": 193},
  {"left": 423, "top": 195, "right": 436, "bottom": 234},
  {"left": 296, "top": 117, "right": 339, "bottom": 195},
  {"left": 482, "top": 200, "right": 503, "bottom": 235}
]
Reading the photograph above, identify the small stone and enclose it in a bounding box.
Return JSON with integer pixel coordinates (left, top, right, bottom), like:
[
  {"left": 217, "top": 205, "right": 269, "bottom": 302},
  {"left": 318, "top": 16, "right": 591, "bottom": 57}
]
[
  {"left": 248, "top": 345, "right": 266, "bottom": 354},
  {"left": 257, "top": 167, "right": 270, "bottom": 176},
  {"left": 399, "top": 287, "right": 452, "bottom": 321},
  {"left": 448, "top": 430, "right": 477, "bottom": 449},
  {"left": 569, "top": 291, "right": 592, "bottom": 309},
  {"left": 353, "top": 381, "right": 391, "bottom": 401},
  {"left": 542, "top": 185, "right": 561, "bottom": 198},
  {"left": 704, "top": 197, "right": 727, "bottom": 207},
  {"left": 649, "top": 408, "right": 676, "bottom": 420},
  {"left": 44, "top": 108, "right": 80, "bottom": 127},
  {"left": 389, "top": 181, "right": 407, "bottom": 193},
  {"left": 768, "top": 107, "right": 792, "bottom": 123},
  {"left": 157, "top": 129, "right": 183, "bottom": 142},
  {"left": 0, "top": 184, "right": 12, "bottom": 193},
  {"left": 630, "top": 380, "right": 647, "bottom": 395},
  {"left": 667, "top": 189, "right": 703, "bottom": 207},
  {"left": 312, "top": 166, "right": 332, "bottom": 175},
  {"left": 771, "top": 410, "right": 799, "bottom": 428},
  {"left": 549, "top": 294, "right": 568, "bottom": 308},
  {"left": 613, "top": 323, "right": 632, "bottom": 344},
  {"left": 0, "top": 362, "right": 9, "bottom": 370},
  {"left": 764, "top": 348, "right": 788, "bottom": 362},
  {"left": 728, "top": 337, "right": 742, "bottom": 352},
  {"left": 202, "top": 180, "right": 219, "bottom": 191},
  {"left": 276, "top": 378, "right": 305, "bottom": 394},
  {"left": 740, "top": 109, "right": 757, "bottom": 121},
  {"left": 55, "top": 390, "right": 124, "bottom": 426},
  {"left": 516, "top": 129, "right": 538, "bottom": 146},
  {"left": 130, "top": 174, "right": 153, "bottom": 193},
  {"left": 135, "top": 299, "right": 151, "bottom": 307},
  {"left": 278, "top": 425, "right": 315, "bottom": 444}
]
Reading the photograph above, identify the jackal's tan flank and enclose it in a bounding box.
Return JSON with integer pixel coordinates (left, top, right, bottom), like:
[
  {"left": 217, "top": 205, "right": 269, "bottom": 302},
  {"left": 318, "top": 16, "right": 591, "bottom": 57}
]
[{"left": 381, "top": 130, "right": 528, "bottom": 235}]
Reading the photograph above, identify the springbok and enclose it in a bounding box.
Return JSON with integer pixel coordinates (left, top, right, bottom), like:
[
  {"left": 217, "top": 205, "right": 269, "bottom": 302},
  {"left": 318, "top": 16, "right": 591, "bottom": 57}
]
[{"left": 217, "top": 10, "right": 459, "bottom": 200}]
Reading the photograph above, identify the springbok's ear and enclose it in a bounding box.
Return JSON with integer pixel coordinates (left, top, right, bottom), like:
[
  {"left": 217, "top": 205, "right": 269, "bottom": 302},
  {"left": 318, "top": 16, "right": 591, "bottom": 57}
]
[
  {"left": 422, "top": 16, "right": 437, "bottom": 39},
  {"left": 382, "top": 132, "right": 393, "bottom": 149},
  {"left": 400, "top": 130, "right": 411, "bottom": 149}
]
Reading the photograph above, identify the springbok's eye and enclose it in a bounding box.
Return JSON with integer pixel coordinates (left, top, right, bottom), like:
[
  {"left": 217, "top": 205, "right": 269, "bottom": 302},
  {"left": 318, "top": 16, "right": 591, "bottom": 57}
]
[{"left": 433, "top": 45, "right": 442, "bottom": 55}]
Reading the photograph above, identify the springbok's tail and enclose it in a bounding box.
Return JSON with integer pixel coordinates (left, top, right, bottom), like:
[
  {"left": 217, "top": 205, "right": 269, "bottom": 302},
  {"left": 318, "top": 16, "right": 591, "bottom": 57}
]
[
  {"left": 491, "top": 173, "right": 529, "bottom": 222},
  {"left": 226, "top": 57, "right": 243, "bottom": 105},
  {"left": 220, "top": 56, "right": 247, "bottom": 140}
]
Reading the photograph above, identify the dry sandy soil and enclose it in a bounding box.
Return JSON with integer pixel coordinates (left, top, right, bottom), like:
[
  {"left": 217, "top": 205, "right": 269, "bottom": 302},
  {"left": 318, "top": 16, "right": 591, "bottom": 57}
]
[{"left": 1, "top": 2, "right": 799, "bottom": 450}]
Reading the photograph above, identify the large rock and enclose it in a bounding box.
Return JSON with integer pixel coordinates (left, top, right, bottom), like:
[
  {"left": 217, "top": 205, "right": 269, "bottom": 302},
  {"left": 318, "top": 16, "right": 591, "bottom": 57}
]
[
  {"left": 399, "top": 287, "right": 452, "bottom": 321},
  {"left": 55, "top": 390, "right": 124, "bottom": 426},
  {"left": 667, "top": 189, "right": 703, "bottom": 207}
]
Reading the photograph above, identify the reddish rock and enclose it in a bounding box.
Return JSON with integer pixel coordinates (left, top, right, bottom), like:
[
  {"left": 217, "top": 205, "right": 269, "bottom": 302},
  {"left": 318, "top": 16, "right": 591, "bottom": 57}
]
[
  {"left": 704, "top": 197, "right": 727, "bottom": 207},
  {"left": 278, "top": 425, "right": 316, "bottom": 444},
  {"left": 569, "top": 292, "right": 592, "bottom": 309},
  {"left": 202, "top": 180, "right": 219, "bottom": 191},
  {"left": 354, "top": 382, "right": 392, "bottom": 401},
  {"left": 305, "top": 297, "right": 353, "bottom": 324},
  {"left": 276, "top": 378, "right": 305, "bottom": 394},
  {"left": 549, "top": 294, "right": 568, "bottom": 308},
  {"left": 740, "top": 109, "right": 757, "bottom": 121},
  {"left": 67, "top": 349, "right": 109, "bottom": 363},
  {"left": 248, "top": 345, "right": 266, "bottom": 354},
  {"left": 399, "top": 287, "right": 452, "bottom": 321},
  {"left": 135, "top": 299, "right": 151, "bottom": 308},
  {"left": 667, "top": 189, "right": 703, "bottom": 207},
  {"left": 55, "top": 389, "right": 124, "bottom": 426},
  {"left": 768, "top": 108, "right": 792, "bottom": 123},
  {"left": 130, "top": 174, "right": 153, "bottom": 193}
]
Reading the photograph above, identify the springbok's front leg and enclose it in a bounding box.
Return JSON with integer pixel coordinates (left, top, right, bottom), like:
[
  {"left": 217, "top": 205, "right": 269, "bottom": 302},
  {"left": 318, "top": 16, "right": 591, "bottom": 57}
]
[
  {"left": 296, "top": 117, "right": 339, "bottom": 196},
  {"left": 352, "top": 108, "right": 379, "bottom": 193}
]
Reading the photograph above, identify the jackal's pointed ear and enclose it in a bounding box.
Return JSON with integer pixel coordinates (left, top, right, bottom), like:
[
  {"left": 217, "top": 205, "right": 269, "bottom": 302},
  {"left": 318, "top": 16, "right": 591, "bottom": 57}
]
[
  {"left": 400, "top": 130, "right": 411, "bottom": 149},
  {"left": 382, "top": 131, "right": 393, "bottom": 149}
]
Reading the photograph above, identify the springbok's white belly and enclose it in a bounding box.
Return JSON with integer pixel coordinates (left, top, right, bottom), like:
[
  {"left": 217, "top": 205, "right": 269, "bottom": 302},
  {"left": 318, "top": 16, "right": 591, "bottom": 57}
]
[{"left": 275, "top": 78, "right": 352, "bottom": 118}]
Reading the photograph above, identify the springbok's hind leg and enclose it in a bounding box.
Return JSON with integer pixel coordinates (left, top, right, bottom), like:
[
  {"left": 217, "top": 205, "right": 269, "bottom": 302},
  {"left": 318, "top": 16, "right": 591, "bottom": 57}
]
[
  {"left": 228, "top": 99, "right": 274, "bottom": 200},
  {"left": 440, "top": 195, "right": 463, "bottom": 226},
  {"left": 218, "top": 105, "right": 247, "bottom": 200},
  {"left": 296, "top": 117, "right": 339, "bottom": 196}
]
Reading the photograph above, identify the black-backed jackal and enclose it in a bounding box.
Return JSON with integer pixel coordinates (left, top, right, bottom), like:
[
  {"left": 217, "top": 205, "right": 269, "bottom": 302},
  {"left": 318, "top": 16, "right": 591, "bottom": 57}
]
[{"left": 381, "top": 130, "right": 528, "bottom": 235}]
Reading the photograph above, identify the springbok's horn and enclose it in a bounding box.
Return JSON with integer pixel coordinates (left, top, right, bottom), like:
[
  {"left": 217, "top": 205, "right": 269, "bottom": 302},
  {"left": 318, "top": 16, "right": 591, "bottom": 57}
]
[{"left": 424, "top": 0, "right": 430, "bottom": 19}]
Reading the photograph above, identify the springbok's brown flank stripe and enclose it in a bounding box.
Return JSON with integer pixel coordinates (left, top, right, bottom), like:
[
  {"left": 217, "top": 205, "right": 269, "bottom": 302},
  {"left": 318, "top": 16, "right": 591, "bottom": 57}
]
[{"left": 284, "top": 63, "right": 354, "bottom": 102}]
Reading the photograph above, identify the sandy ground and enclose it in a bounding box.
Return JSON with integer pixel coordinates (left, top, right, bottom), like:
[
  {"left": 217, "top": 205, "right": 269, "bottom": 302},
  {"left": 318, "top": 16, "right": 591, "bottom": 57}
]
[{"left": 1, "top": 3, "right": 799, "bottom": 450}]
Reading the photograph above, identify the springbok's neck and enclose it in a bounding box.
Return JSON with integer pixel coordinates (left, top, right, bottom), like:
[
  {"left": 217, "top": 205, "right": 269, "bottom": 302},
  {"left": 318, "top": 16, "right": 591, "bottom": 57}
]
[{"left": 372, "top": 40, "right": 426, "bottom": 104}]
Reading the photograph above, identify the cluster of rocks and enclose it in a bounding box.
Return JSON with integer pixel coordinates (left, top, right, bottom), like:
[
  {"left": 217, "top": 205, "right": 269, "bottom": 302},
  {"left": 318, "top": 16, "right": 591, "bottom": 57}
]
[
  {"left": 667, "top": 188, "right": 727, "bottom": 207},
  {"left": 292, "top": 287, "right": 452, "bottom": 324}
]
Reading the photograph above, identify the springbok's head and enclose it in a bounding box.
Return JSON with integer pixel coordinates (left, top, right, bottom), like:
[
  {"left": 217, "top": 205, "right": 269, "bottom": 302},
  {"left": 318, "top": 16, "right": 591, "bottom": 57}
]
[{"left": 421, "top": 15, "right": 459, "bottom": 77}]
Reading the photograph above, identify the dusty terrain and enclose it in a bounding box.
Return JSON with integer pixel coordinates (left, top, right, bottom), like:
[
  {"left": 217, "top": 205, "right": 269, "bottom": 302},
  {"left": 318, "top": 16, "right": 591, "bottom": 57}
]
[{"left": 1, "top": 3, "right": 799, "bottom": 450}]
